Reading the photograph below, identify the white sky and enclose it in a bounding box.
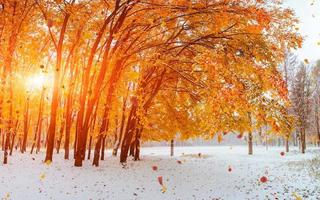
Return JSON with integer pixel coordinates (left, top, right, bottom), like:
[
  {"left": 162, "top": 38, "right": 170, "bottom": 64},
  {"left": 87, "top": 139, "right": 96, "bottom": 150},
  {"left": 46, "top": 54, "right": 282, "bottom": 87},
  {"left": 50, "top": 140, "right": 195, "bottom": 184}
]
[{"left": 283, "top": 0, "right": 320, "bottom": 62}]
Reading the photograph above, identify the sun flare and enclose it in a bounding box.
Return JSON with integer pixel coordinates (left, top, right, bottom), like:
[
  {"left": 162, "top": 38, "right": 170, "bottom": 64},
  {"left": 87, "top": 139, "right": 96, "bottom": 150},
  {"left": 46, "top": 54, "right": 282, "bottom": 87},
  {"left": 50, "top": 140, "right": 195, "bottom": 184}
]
[{"left": 26, "top": 73, "right": 52, "bottom": 91}]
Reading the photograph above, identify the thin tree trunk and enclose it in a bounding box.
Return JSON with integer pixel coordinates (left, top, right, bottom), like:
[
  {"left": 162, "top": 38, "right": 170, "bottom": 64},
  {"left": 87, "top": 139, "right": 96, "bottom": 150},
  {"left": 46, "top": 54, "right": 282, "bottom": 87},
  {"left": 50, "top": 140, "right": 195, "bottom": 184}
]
[
  {"left": 302, "top": 129, "right": 306, "bottom": 153},
  {"left": 100, "top": 136, "right": 106, "bottom": 160},
  {"left": 129, "top": 141, "right": 135, "bottom": 157},
  {"left": 120, "top": 100, "right": 138, "bottom": 163},
  {"left": 3, "top": 130, "right": 11, "bottom": 164},
  {"left": 170, "top": 139, "right": 174, "bottom": 156},
  {"left": 56, "top": 120, "right": 65, "bottom": 154},
  {"left": 134, "top": 127, "right": 142, "bottom": 161},
  {"left": 31, "top": 89, "right": 44, "bottom": 154},
  {"left": 92, "top": 135, "right": 102, "bottom": 167},
  {"left": 92, "top": 107, "right": 109, "bottom": 166},
  {"left": 112, "top": 92, "right": 128, "bottom": 156},
  {"left": 87, "top": 136, "right": 92, "bottom": 160},
  {"left": 248, "top": 131, "right": 253, "bottom": 155},
  {"left": 22, "top": 98, "right": 29, "bottom": 153},
  {"left": 315, "top": 103, "right": 320, "bottom": 147},
  {"left": 285, "top": 138, "right": 289, "bottom": 152},
  {"left": 45, "top": 13, "right": 71, "bottom": 163}
]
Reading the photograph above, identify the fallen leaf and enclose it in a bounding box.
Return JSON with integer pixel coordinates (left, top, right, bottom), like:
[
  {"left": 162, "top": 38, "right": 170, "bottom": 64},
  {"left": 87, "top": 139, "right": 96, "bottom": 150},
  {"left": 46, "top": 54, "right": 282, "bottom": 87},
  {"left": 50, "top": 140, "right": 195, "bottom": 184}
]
[
  {"left": 260, "top": 176, "right": 268, "bottom": 183},
  {"left": 40, "top": 173, "right": 46, "bottom": 181},
  {"left": 152, "top": 165, "right": 158, "bottom": 171},
  {"left": 292, "top": 192, "right": 302, "bottom": 200},
  {"left": 157, "top": 176, "right": 163, "bottom": 185}
]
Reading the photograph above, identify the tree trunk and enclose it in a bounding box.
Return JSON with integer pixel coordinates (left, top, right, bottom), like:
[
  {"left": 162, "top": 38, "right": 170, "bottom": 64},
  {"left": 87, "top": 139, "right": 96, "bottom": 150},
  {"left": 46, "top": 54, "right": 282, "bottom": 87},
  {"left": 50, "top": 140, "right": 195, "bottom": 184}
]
[
  {"left": 134, "top": 127, "right": 141, "bottom": 161},
  {"left": 315, "top": 104, "right": 320, "bottom": 147},
  {"left": 112, "top": 93, "right": 128, "bottom": 156},
  {"left": 87, "top": 135, "right": 92, "bottom": 160},
  {"left": 92, "top": 108, "right": 109, "bottom": 166},
  {"left": 64, "top": 113, "right": 71, "bottom": 159},
  {"left": 9, "top": 120, "right": 18, "bottom": 156},
  {"left": 45, "top": 13, "right": 70, "bottom": 163},
  {"left": 9, "top": 133, "right": 15, "bottom": 156},
  {"left": 300, "top": 128, "right": 306, "bottom": 154},
  {"left": 3, "top": 130, "right": 11, "bottom": 164},
  {"left": 170, "top": 139, "right": 174, "bottom": 156},
  {"left": 92, "top": 135, "right": 103, "bottom": 167},
  {"left": 22, "top": 99, "right": 29, "bottom": 153},
  {"left": 100, "top": 136, "right": 106, "bottom": 160},
  {"left": 75, "top": 16, "right": 111, "bottom": 166},
  {"left": 120, "top": 99, "right": 138, "bottom": 163},
  {"left": 129, "top": 141, "right": 135, "bottom": 157},
  {"left": 56, "top": 120, "right": 65, "bottom": 154},
  {"left": 248, "top": 131, "right": 253, "bottom": 155}
]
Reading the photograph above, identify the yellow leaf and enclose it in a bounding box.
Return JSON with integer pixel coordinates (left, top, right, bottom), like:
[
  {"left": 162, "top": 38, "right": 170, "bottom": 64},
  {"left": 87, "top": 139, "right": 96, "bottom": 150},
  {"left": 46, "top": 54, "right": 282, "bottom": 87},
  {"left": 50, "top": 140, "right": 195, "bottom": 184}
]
[
  {"left": 292, "top": 192, "right": 302, "bottom": 200},
  {"left": 3, "top": 192, "right": 10, "bottom": 200},
  {"left": 40, "top": 173, "right": 46, "bottom": 181},
  {"left": 161, "top": 185, "right": 167, "bottom": 193},
  {"left": 45, "top": 160, "right": 52, "bottom": 166}
]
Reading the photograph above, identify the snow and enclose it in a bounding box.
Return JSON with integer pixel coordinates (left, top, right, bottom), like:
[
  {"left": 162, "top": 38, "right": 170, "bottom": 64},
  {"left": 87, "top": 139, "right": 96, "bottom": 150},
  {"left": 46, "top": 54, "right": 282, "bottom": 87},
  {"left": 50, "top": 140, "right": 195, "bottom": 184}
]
[{"left": 0, "top": 146, "right": 319, "bottom": 200}]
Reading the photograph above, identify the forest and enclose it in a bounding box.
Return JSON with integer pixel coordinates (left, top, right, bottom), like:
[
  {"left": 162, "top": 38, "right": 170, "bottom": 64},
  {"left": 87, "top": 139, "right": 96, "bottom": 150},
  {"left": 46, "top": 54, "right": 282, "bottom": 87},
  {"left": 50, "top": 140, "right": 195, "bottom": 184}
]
[{"left": 0, "top": 0, "right": 319, "bottom": 169}]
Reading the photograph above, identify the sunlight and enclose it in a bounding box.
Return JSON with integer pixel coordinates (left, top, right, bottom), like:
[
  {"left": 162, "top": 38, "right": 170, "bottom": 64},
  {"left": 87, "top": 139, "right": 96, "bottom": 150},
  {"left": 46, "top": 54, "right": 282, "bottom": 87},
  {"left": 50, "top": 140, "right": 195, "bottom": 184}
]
[{"left": 26, "top": 73, "right": 52, "bottom": 92}]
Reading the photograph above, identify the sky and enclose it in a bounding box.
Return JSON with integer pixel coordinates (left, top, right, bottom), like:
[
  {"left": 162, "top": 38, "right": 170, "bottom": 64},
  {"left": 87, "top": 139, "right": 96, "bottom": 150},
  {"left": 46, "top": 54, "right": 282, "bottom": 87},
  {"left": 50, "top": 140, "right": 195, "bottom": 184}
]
[{"left": 283, "top": 0, "right": 320, "bottom": 62}]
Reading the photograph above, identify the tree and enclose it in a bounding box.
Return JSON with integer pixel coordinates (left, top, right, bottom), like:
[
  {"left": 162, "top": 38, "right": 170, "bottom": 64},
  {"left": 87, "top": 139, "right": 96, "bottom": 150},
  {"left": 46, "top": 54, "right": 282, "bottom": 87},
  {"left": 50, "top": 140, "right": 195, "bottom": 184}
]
[{"left": 291, "top": 63, "right": 312, "bottom": 153}]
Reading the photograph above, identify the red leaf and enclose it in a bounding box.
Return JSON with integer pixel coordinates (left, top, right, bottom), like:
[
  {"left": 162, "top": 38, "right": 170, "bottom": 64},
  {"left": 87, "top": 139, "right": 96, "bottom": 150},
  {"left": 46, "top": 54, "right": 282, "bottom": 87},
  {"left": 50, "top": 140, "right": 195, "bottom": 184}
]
[
  {"left": 260, "top": 176, "right": 268, "bottom": 183},
  {"left": 280, "top": 152, "right": 285, "bottom": 156},
  {"left": 152, "top": 166, "right": 158, "bottom": 171},
  {"left": 158, "top": 176, "right": 163, "bottom": 185}
]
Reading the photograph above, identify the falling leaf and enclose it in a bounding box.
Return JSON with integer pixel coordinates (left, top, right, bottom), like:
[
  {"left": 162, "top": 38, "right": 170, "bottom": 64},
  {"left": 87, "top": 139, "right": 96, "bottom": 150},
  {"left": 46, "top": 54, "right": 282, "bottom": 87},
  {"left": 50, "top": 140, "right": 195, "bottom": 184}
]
[
  {"left": 228, "top": 166, "right": 232, "bottom": 172},
  {"left": 304, "top": 59, "right": 309, "bottom": 64},
  {"left": 177, "top": 160, "right": 182, "bottom": 164},
  {"left": 280, "top": 152, "right": 285, "bottom": 156}
]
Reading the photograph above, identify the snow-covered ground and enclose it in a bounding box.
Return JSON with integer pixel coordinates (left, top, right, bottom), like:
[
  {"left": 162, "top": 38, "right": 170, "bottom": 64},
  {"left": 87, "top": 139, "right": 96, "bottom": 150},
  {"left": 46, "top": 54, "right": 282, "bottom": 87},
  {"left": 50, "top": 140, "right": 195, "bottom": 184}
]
[{"left": 0, "top": 146, "right": 319, "bottom": 200}]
